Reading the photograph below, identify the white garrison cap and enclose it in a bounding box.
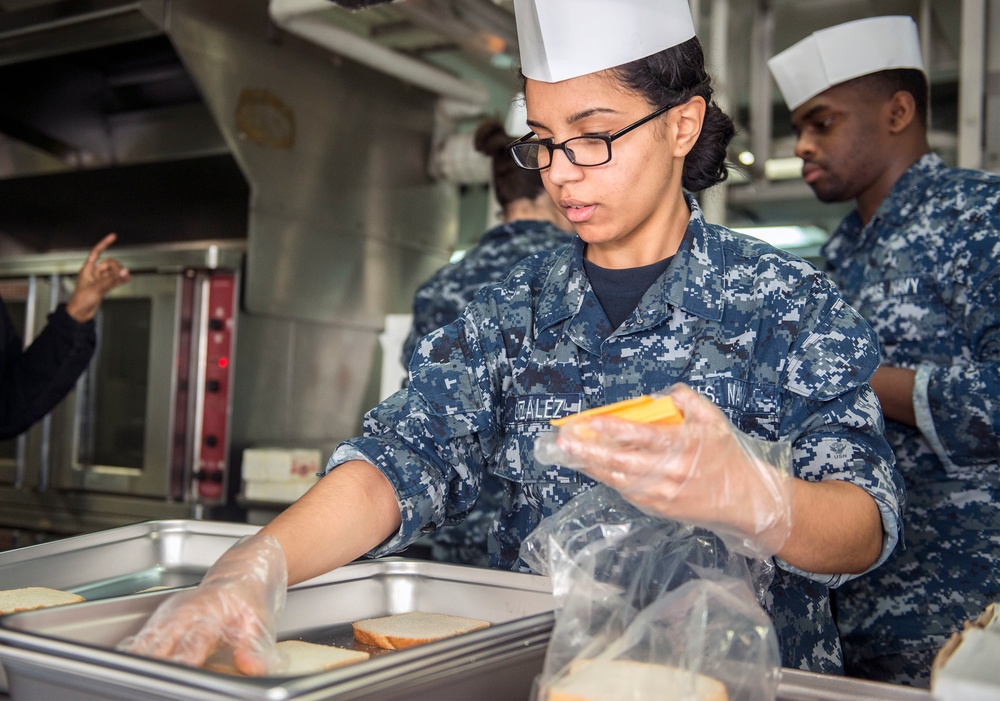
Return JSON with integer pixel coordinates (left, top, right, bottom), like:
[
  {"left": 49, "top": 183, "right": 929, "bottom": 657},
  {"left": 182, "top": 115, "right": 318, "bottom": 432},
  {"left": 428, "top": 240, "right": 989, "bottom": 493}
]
[
  {"left": 768, "top": 16, "right": 925, "bottom": 111},
  {"left": 513, "top": 0, "right": 696, "bottom": 83}
]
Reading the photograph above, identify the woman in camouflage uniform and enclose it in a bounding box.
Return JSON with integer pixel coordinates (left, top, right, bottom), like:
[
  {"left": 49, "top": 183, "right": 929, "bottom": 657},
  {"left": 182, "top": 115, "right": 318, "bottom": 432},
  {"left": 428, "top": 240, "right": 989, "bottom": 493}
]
[{"left": 121, "top": 0, "right": 904, "bottom": 677}]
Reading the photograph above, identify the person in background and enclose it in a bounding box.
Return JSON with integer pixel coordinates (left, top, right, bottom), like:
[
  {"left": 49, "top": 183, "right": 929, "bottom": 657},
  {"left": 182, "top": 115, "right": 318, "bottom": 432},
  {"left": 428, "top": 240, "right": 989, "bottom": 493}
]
[
  {"left": 402, "top": 116, "right": 574, "bottom": 567},
  {"left": 0, "top": 233, "right": 131, "bottom": 439},
  {"left": 120, "top": 0, "right": 903, "bottom": 677},
  {"left": 769, "top": 16, "right": 1000, "bottom": 687}
]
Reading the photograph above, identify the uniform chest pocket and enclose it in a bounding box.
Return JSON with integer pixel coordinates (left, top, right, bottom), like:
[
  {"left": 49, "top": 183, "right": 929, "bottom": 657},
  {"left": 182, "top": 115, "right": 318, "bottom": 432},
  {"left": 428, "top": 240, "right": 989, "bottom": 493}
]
[
  {"left": 859, "top": 273, "right": 940, "bottom": 304},
  {"left": 685, "top": 376, "right": 780, "bottom": 439},
  {"left": 498, "top": 393, "right": 584, "bottom": 484},
  {"left": 858, "top": 274, "right": 948, "bottom": 347}
]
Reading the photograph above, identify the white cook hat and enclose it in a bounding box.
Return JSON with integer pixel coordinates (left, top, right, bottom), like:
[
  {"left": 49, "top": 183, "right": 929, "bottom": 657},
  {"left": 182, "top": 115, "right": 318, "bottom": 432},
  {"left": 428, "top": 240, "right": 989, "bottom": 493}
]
[
  {"left": 768, "top": 16, "right": 925, "bottom": 111},
  {"left": 513, "top": 0, "right": 696, "bottom": 84}
]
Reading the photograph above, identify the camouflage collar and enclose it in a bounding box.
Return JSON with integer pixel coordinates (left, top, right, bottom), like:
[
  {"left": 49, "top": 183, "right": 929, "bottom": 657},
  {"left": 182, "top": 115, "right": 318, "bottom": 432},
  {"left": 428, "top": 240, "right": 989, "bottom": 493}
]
[
  {"left": 533, "top": 194, "right": 725, "bottom": 340},
  {"left": 826, "top": 152, "right": 946, "bottom": 257},
  {"left": 655, "top": 196, "right": 726, "bottom": 324},
  {"left": 873, "top": 152, "right": 946, "bottom": 227}
]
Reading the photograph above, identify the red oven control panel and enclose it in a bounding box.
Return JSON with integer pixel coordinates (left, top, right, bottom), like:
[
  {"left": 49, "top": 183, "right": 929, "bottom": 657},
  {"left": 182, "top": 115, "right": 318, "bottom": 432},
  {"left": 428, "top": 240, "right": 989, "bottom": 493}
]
[{"left": 195, "top": 273, "right": 236, "bottom": 502}]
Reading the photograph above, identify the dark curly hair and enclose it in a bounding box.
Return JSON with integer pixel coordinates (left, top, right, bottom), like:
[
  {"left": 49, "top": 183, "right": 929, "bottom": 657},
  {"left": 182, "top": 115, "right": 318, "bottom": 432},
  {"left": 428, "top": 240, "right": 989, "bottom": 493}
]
[
  {"left": 609, "top": 36, "right": 736, "bottom": 193},
  {"left": 474, "top": 118, "right": 547, "bottom": 209}
]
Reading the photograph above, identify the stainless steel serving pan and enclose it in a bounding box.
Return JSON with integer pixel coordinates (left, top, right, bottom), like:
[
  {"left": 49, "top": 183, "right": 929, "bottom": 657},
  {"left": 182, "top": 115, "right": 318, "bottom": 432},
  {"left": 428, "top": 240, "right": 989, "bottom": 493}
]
[
  {"left": 0, "top": 519, "right": 260, "bottom": 598},
  {"left": 0, "top": 558, "right": 556, "bottom": 701},
  {"left": 776, "top": 669, "right": 932, "bottom": 701},
  {"left": 0, "top": 521, "right": 933, "bottom": 701},
  {"left": 0, "top": 519, "right": 259, "bottom": 693}
]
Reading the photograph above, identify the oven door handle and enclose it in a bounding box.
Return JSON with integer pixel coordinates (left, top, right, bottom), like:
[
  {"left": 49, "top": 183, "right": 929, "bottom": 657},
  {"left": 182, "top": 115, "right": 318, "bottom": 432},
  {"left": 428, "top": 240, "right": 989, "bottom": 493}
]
[
  {"left": 35, "top": 273, "right": 60, "bottom": 493},
  {"left": 37, "top": 414, "right": 51, "bottom": 491},
  {"left": 14, "top": 434, "right": 26, "bottom": 490}
]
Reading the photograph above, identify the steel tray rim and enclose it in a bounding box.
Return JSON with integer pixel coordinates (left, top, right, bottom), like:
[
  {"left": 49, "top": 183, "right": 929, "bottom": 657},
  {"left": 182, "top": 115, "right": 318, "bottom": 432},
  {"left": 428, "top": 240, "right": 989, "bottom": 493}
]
[{"left": 0, "top": 558, "right": 557, "bottom": 701}]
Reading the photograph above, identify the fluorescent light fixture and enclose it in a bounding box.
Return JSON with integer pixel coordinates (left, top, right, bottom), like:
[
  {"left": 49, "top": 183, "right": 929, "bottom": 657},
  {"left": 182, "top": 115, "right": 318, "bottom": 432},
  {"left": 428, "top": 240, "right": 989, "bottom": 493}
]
[
  {"left": 764, "top": 156, "right": 804, "bottom": 181},
  {"left": 738, "top": 150, "right": 755, "bottom": 166},
  {"left": 732, "top": 225, "right": 829, "bottom": 250}
]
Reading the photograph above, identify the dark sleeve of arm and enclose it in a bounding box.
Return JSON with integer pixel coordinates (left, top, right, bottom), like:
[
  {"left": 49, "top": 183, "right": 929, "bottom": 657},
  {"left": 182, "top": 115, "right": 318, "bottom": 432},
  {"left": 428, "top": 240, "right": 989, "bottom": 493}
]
[
  {"left": 0, "top": 302, "right": 96, "bottom": 440},
  {"left": 914, "top": 270, "right": 1000, "bottom": 468}
]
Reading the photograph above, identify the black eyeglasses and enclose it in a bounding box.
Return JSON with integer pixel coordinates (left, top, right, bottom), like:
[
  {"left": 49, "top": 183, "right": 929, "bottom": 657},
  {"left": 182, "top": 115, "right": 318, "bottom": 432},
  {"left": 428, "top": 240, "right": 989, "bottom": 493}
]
[{"left": 506, "top": 102, "right": 677, "bottom": 171}]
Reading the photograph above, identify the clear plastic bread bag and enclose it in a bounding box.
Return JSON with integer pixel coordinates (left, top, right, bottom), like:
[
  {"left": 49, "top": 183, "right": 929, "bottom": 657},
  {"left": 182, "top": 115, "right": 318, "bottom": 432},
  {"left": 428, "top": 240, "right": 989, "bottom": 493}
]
[{"left": 520, "top": 485, "right": 782, "bottom": 701}]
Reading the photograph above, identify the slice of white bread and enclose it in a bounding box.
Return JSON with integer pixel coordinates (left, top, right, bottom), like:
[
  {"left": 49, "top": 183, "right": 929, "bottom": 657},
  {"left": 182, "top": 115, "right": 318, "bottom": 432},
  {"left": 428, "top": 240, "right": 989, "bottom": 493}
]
[
  {"left": 276, "top": 640, "right": 370, "bottom": 676},
  {"left": 352, "top": 611, "right": 491, "bottom": 650},
  {"left": 204, "top": 640, "right": 370, "bottom": 676},
  {"left": 547, "top": 659, "right": 728, "bottom": 701},
  {"left": 0, "top": 586, "right": 85, "bottom": 616}
]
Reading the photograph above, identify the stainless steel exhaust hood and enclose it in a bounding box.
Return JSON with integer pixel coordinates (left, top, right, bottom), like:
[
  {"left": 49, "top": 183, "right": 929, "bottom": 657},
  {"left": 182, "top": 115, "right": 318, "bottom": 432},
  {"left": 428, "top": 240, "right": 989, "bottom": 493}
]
[{"left": 160, "top": 0, "right": 461, "bottom": 325}]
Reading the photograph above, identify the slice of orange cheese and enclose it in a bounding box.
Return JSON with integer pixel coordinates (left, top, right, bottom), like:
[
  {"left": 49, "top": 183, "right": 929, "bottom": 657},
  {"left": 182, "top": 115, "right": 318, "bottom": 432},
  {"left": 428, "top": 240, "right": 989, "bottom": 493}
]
[{"left": 550, "top": 395, "right": 683, "bottom": 427}]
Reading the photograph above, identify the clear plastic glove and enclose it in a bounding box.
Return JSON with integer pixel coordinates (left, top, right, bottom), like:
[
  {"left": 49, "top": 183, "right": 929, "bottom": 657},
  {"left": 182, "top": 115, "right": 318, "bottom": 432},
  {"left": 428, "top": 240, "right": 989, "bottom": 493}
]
[
  {"left": 535, "top": 384, "right": 793, "bottom": 558},
  {"left": 117, "top": 533, "right": 288, "bottom": 676}
]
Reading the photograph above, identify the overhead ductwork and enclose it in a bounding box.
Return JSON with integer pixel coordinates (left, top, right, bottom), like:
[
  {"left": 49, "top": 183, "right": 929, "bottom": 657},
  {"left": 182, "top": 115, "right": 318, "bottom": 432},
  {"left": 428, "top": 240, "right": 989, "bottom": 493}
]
[{"left": 268, "top": 0, "right": 490, "bottom": 107}]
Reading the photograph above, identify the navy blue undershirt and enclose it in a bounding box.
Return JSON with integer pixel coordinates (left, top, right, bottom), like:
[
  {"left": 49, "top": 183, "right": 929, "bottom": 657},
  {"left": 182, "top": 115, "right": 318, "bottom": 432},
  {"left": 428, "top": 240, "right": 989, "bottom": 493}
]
[{"left": 583, "top": 255, "right": 674, "bottom": 329}]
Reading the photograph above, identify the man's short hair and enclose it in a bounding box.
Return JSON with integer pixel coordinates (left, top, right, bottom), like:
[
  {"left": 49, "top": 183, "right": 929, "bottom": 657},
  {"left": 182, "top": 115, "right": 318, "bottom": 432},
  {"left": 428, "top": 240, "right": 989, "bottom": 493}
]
[{"left": 849, "top": 68, "right": 929, "bottom": 128}]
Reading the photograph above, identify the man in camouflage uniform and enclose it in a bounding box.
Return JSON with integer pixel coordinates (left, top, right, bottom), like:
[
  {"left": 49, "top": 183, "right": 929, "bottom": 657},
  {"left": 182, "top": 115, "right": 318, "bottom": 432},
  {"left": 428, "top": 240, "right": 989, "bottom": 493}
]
[
  {"left": 770, "top": 16, "right": 1000, "bottom": 686},
  {"left": 332, "top": 196, "right": 904, "bottom": 674}
]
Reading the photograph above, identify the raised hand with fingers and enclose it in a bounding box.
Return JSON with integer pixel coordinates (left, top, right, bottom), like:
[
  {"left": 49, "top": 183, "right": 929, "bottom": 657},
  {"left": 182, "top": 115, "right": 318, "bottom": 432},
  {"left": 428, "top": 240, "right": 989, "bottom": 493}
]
[
  {"left": 66, "top": 233, "right": 131, "bottom": 323},
  {"left": 118, "top": 533, "right": 289, "bottom": 676},
  {"left": 535, "top": 384, "right": 794, "bottom": 558}
]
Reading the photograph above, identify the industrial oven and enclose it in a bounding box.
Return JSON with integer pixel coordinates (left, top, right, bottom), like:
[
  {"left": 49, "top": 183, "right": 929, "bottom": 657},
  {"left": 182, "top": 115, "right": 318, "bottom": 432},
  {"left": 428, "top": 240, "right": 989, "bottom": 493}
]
[{"left": 0, "top": 241, "right": 243, "bottom": 545}]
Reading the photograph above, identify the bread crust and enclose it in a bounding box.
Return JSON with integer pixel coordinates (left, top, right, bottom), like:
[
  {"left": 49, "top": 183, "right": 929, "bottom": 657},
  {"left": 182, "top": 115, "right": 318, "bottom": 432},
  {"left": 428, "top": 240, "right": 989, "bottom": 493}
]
[{"left": 352, "top": 611, "right": 491, "bottom": 650}]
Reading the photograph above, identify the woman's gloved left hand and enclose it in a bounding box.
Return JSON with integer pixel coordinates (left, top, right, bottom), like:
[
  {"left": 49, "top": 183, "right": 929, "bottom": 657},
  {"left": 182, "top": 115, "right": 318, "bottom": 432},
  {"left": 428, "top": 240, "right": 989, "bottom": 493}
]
[
  {"left": 535, "top": 384, "right": 794, "bottom": 558},
  {"left": 117, "top": 533, "right": 288, "bottom": 675}
]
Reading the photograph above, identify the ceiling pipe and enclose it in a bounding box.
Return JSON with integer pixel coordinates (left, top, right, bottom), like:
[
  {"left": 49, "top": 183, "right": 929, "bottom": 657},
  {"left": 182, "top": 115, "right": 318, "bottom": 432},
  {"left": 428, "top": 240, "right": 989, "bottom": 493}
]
[
  {"left": 750, "top": 0, "right": 775, "bottom": 171},
  {"left": 700, "top": 0, "right": 730, "bottom": 225},
  {"left": 957, "top": 0, "right": 986, "bottom": 169},
  {"left": 0, "top": 2, "right": 142, "bottom": 41},
  {"left": 393, "top": 0, "right": 518, "bottom": 58},
  {"left": 268, "top": 0, "right": 489, "bottom": 107}
]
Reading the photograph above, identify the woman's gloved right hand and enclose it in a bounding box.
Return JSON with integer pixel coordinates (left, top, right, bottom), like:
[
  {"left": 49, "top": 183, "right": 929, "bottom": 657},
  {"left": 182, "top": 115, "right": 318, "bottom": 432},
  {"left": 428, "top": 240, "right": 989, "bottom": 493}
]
[
  {"left": 535, "top": 384, "right": 794, "bottom": 559},
  {"left": 117, "top": 532, "right": 288, "bottom": 676}
]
